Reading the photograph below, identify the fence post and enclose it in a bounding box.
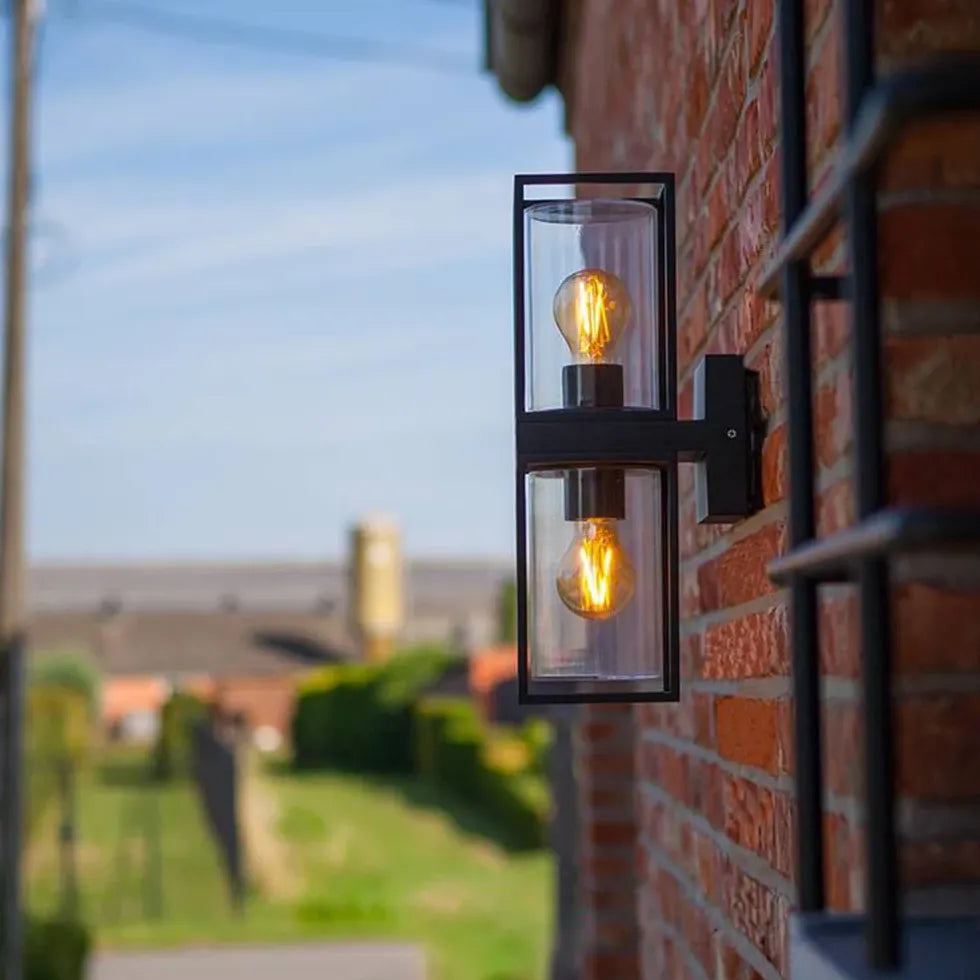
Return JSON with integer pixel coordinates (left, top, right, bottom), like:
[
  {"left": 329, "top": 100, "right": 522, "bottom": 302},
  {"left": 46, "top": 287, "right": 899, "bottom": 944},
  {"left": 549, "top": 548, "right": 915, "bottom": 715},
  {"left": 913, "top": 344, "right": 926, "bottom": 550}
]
[
  {"left": 58, "top": 756, "right": 79, "bottom": 919},
  {"left": 1, "top": 639, "right": 25, "bottom": 980}
]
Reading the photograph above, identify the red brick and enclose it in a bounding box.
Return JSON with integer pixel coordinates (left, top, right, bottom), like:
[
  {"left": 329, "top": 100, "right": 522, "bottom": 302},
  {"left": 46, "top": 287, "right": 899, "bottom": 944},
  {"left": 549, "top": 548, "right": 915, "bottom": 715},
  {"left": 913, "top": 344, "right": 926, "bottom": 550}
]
[
  {"left": 682, "top": 899, "right": 715, "bottom": 975},
  {"left": 880, "top": 205, "right": 980, "bottom": 301},
  {"left": 735, "top": 98, "right": 764, "bottom": 200},
  {"left": 580, "top": 747, "right": 635, "bottom": 775},
  {"left": 722, "top": 773, "right": 794, "bottom": 877},
  {"left": 589, "top": 820, "right": 638, "bottom": 846},
  {"left": 588, "top": 784, "right": 634, "bottom": 809},
  {"left": 685, "top": 47, "right": 712, "bottom": 143},
  {"left": 758, "top": 53, "right": 779, "bottom": 157},
  {"left": 716, "top": 225, "right": 744, "bottom": 310},
  {"left": 716, "top": 697, "right": 782, "bottom": 773},
  {"left": 748, "top": 325, "right": 784, "bottom": 417},
  {"left": 812, "top": 302, "right": 849, "bottom": 369},
  {"left": 886, "top": 334, "right": 980, "bottom": 425},
  {"left": 805, "top": 0, "right": 833, "bottom": 36},
  {"left": 818, "top": 588, "right": 860, "bottom": 677},
  {"left": 683, "top": 565, "right": 703, "bottom": 619},
  {"left": 706, "top": 164, "right": 733, "bottom": 251},
  {"left": 694, "top": 831, "right": 721, "bottom": 904},
  {"left": 713, "top": 938, "right": 744, "bottom": 980},
  {"left": 814, "top": 368, "right": 853, "bottom": 469},
  {"left": 824, "top": 811, "right": 859, "bottom": 911},
  {"left": 698, "top": 522, "right": 785, "bottom": 613},
  {"left": 639, "top": 742, "right": 690, "bottom": 803},
  {"left": 681, "top": 633, "right": 702, "bottom": 680},
  {"left": 738, "top": 288, "right": 776, "bottom": 353},
  {"left": 823, "top": 699, "right": 861, "bottom": 797},
  {"left": 584, "top": 952, "right": 639, "bottom": 980},
  {"left": 898, "top": 695, "right": 980, "bottom": 801},
  {"left": 721, "top": 858, "right": 789, "bottom": 971},
  {"left": 777, "top": 699, "right": 795, "bottom": 776},
  {"left": 747, "top": 0, "right": 774, "bottom": 75},
  {"left": 678, "top": 500, "right": 699, "bottom": 559},
  {"left": 889, "top": 451, "right": 980, "bottom": 508},
  {"left": 903, "top": 839, "right": 980, "bottom": 888},
  {"left": 882, "top": 117, "right": 980, "bottom": 190},
  {"left": 805, "top": 19, "right": 843, "bottom": 166},
  {"left": 702, "top": 605, "right": 789, "bottom": 679},
  {"left": 699, "top": 44, "right": 748, "bottom": 194},
  {"left": 693, "top": 691, "right": 714, "bottom": 749},
  {"left": 584, "top": 854, "right": 638, "bottom": 881},
  {"left": 895, "top": 586, "right": 980, "bottom": 674},
  {"left": 738, "top": 160, "right": 780, "bottom": 277},
  {"left": 679, "top": 285, "right": 711, "bottom": 375},
  {"left": 810, "top": 221, "right": 846, "bottom": 276},
  {"left": 583, "top": 717, "right": 624, "bottom": 742},
  {"left": 816, "top": 478, "right": 856, "bottom": 538},
  {"left": 876, "top": 0, "right": 980, "bottom": 63},
  {"left": 690, "top": 759, "right": 726, "bottom": 829},
  {"left": 761, "top": 424, "right": 788, "bottom": 505}
]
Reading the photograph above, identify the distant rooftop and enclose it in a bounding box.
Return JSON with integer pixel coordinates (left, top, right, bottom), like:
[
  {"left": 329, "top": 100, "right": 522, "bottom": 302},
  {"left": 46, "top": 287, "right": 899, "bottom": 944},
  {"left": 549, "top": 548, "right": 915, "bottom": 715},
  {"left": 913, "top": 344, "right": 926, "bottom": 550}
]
[{"left": 27, "top": 558, "right": 513, "bottom": 616}]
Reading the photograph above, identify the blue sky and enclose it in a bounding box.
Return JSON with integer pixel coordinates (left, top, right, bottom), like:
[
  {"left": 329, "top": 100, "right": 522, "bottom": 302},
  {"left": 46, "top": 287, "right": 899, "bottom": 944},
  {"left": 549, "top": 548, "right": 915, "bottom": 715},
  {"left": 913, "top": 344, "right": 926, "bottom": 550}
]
[{"left": 11, "top": 0, "right": 570, "bottom": 561}]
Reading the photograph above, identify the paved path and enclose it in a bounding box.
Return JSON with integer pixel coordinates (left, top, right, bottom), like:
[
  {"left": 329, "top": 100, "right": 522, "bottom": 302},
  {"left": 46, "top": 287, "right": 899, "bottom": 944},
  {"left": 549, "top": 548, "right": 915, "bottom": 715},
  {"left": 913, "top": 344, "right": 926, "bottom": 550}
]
[{"left": 89, "top": 943, "right": 426, "bottom": 980}]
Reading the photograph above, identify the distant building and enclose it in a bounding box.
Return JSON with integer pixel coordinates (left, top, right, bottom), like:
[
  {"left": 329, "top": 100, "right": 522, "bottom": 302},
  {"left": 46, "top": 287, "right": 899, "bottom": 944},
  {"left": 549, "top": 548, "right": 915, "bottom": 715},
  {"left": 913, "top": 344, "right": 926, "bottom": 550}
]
[
  {"left": 348, "top": 516, "right": 404, "bottom": 661},
  {"left": 27, "top": 557, "right": 511, "bottom": 738}
]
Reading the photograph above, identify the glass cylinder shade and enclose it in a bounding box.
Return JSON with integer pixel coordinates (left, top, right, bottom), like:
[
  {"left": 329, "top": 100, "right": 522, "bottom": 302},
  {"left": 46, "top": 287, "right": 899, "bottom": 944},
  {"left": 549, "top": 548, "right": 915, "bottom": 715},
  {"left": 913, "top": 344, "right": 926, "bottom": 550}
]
[
  {"left": 525, "top": 465, "right": 667, "bottom": 698},
  {"left": 525, "top": 199, "right": 660, "bottom": 411}
]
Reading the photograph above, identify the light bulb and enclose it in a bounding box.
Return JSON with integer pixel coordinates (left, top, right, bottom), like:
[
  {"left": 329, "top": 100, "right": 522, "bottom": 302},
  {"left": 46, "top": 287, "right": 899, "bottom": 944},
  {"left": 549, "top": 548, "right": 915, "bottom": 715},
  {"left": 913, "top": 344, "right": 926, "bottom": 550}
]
[
  {"left": 553, "top": 268, "right": 632, "bottom": 363},
  {"left": 556, "top": 518, "right": 636, "bottom": 620}
]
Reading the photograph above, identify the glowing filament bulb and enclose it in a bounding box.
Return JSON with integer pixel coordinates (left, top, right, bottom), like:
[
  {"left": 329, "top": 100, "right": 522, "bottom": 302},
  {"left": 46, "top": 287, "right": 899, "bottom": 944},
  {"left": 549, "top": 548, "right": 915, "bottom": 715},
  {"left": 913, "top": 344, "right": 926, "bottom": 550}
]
[
  {"left": 556, "top": 519, "right": 636, "bottom": 620},
  {"left": 553, "top": 268, "right": 632, "bottom": 363}
]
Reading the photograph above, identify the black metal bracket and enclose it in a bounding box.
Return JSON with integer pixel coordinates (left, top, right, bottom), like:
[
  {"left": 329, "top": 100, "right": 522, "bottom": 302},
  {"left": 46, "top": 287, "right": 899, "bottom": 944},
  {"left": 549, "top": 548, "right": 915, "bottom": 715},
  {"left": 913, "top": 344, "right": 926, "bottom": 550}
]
[
  {"left": 517, "top": 355, "right": 761, "bottom": 524},
  {"left": 692, "top": 355, "right": 763, "bottom": 524}
]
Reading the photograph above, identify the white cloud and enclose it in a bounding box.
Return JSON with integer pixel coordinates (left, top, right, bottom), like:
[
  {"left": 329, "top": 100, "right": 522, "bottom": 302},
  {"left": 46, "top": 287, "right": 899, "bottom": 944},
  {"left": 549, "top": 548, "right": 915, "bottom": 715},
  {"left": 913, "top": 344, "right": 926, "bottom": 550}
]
[
  {"left": 64, "top": 169, "right": 508, "bottom": 289},
  {"left": 36, "top": 59, "right": 402, "bottom": 166}
]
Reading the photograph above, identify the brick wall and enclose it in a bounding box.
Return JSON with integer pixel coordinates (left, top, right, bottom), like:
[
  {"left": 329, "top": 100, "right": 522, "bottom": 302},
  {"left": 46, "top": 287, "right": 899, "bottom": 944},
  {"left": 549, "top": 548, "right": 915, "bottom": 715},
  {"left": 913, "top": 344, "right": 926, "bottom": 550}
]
[{"left": 562, "top": 1, "right": 980, "bottom": 977}]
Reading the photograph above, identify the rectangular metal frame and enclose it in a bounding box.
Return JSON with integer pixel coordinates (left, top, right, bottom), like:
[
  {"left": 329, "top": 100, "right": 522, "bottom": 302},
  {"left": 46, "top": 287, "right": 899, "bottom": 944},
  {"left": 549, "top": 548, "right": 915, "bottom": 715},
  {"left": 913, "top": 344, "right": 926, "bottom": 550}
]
[
  {"left": 514, "top": 172, "right": 679, "bottom": 704},
  {"left": 768, "top": 3, "right": 980, "bottom": 973}
]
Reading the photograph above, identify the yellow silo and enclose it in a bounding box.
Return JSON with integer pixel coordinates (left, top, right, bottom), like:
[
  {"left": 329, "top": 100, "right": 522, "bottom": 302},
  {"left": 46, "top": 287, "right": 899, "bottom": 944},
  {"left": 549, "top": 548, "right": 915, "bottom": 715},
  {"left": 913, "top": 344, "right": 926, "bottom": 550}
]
[{"left": 348, "top": 516, "right": 404, "bottom": 661}]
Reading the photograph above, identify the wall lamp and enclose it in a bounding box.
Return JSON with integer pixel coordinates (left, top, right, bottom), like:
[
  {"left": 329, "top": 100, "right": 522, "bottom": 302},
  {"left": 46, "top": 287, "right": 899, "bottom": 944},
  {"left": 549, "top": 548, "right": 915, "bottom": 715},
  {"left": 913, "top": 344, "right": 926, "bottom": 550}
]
[{"left": 514, "top": 172, "right": 763, "bottom": 704}]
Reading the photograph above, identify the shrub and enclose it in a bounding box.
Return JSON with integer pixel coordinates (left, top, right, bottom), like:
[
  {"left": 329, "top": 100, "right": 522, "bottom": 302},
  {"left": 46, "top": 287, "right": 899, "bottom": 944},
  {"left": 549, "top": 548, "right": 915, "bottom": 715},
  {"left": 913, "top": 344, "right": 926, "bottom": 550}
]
[
  {"left": 29, "top": 651, "right": 100, "bottom": 720},
  {"left": 292, "top": 647, "right": 456, "bottom": 773},
  {"left": 153, "top": 690, "right": 208, "bottom": 780},
  {"left": 413, "top": 697, "right": 549, "bottom": 849},
  {"left": 24, "top": 916, "right": 91, "bottom": 980},
  {"left": 521, "top": 718, "right": 553, "bottom": 775},
  {"left": 26, "top": 687, "right": 90, "bottom": 764},
  {"left": 25, "top": 686, "right": 92, "bottom": 841}
]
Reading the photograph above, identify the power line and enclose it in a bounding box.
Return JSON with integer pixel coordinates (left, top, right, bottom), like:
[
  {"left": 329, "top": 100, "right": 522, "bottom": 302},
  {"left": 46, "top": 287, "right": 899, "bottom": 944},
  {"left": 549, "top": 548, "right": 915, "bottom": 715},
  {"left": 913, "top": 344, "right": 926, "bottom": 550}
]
[{"left": 65, "top": 1, "right": 478, "bottom": 76}]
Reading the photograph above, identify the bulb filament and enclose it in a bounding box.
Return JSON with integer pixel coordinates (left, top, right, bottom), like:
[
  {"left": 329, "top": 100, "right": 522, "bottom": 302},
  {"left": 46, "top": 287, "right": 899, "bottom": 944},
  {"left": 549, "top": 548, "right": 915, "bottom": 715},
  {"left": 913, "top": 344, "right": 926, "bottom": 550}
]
[
  {"left": 577, "top": 521, "right": 617, "bottom": 615},
  {"left": 575, "top": 275, "right": 615, "bottom": 361}
]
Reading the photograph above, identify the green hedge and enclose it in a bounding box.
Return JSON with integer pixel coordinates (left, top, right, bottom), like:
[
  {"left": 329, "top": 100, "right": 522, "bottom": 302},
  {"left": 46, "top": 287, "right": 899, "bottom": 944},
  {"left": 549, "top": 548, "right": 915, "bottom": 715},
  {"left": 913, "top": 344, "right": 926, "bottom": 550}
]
[
  {"left": 292, "top": 647, "right": 456, "bottom": 773},
  {"left": 153, "top": 690, "right": 208, "bottom": 780},
  {"left": 25, "top": 917, "right": 91, "bottom": 980},
  {"left": 413, "top": 697, "right": 550, "bottom": 850}
]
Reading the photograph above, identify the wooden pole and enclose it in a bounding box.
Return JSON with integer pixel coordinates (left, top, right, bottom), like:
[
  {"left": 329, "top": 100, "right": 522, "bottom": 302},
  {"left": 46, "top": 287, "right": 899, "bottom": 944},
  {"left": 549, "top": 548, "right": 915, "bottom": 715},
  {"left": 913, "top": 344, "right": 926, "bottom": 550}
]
[{"left": 0, "top": 3, "right": 37, "bottom": 977}]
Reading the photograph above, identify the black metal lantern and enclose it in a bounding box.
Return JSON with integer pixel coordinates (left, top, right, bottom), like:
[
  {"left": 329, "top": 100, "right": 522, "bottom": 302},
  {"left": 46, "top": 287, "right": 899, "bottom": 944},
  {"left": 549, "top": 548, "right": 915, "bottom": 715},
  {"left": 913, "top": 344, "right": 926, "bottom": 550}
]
[{"left": 514, "top": 172, "right": 762, "bottom": 704}]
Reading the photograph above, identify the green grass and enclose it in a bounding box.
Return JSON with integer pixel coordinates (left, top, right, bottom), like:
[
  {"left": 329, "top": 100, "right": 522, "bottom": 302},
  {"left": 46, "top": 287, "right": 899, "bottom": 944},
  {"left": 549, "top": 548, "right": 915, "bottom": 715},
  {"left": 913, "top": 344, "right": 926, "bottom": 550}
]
[{"left": 26, "top": 753, "right": 552, "bottom": 980}]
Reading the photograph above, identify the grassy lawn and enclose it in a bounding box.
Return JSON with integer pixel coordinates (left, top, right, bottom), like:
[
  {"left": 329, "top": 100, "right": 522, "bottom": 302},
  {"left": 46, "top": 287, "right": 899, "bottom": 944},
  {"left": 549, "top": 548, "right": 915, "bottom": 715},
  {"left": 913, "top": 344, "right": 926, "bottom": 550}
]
[{"left": 27, "top": 754, "right": 553, "bottom": 980}]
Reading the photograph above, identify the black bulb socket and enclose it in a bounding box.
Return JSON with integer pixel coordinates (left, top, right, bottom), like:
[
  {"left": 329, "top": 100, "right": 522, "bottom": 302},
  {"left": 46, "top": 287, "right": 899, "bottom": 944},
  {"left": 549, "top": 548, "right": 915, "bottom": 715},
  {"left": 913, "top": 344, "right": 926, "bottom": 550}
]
[{"left": 562, "top": 363, "right": 626, "bottom": 521}]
